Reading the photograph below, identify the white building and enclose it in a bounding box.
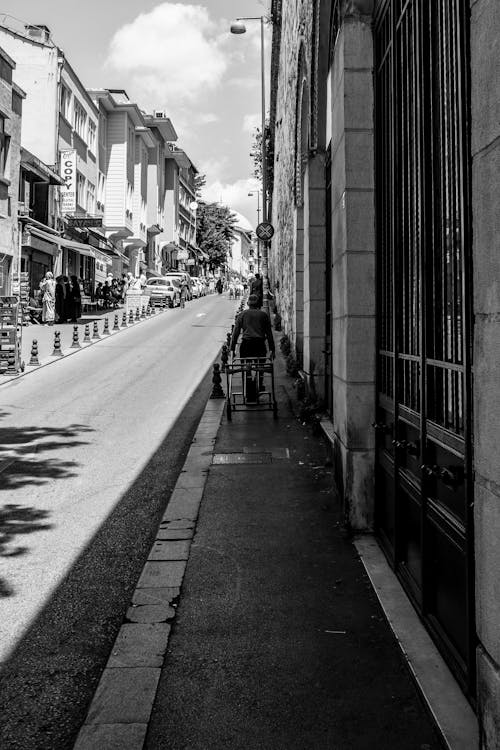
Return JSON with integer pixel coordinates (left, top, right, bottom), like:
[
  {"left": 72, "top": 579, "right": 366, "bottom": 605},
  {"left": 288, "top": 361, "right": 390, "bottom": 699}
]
[{"left": 0, "top": 20, "right": 102, "bottom": 294}]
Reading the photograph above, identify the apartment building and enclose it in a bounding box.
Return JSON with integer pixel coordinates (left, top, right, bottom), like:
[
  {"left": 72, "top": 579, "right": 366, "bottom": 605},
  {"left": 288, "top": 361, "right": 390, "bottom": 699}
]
[
  {"left": 0, "top": 20, "right": 102, "bottom": 295},
  {"left": 0, "top": 46, "right": 24, "bottom": 295},
  {"left": 144, "top": 111, "right": 177, "bottom": 275}
]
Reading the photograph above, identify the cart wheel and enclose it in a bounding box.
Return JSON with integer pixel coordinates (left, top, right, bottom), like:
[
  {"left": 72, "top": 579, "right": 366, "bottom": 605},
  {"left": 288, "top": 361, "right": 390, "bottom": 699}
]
[
  {"left": 273, "top": 402, "right": 278, "bottom": 419},
  {"left": 226, "top": 400, "right": 232, "bottom": 421}
]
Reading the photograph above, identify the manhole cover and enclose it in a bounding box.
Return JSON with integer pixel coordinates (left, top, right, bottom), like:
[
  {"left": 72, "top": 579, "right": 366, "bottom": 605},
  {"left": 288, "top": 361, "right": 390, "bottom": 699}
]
[{"left": 212, "top": 453, "right": 272, "bottom": 465}]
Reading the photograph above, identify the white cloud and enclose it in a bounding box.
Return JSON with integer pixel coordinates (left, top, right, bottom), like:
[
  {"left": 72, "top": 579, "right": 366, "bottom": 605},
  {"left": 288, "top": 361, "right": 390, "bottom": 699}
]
[
  {"left": 242, "top": 113, "right": 260, "bottom": 135},
  {"left": 106, "top": 3, "right": 228, "bottom": 108},
  {"left": 201, "top": 177, "right": 261, "bottom": 227},
  {"left": 198, "top": 113, "right": 219, "bottom": 124}
]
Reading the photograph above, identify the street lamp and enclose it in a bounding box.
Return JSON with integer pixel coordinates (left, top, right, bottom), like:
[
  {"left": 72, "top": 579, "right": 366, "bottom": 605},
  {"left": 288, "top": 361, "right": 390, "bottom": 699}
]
[
  {"left": 248, "top": 190, "right": 261, "bottom": 274},
  {"left": 231, "top": 14, "right": 271, "bottom": 312}
]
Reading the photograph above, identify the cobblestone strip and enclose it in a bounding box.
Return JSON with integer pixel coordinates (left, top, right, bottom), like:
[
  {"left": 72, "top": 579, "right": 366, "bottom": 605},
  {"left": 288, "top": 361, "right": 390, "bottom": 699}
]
[{"left": 73, "top": 399, "right": 225, "bottom": 750}]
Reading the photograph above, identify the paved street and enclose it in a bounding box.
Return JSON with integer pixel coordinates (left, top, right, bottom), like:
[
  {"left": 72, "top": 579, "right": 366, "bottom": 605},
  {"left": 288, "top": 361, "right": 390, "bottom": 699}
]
[{"left": 0, "top": 293, "right": 236, "bottom": 748}]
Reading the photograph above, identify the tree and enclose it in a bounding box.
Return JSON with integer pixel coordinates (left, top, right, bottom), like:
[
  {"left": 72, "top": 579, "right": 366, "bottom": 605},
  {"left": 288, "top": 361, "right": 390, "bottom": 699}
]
[
  {"left": 196, "top": 202, "right": 238, "bottom": 271},
  {"left": 250, "top": 122, "right": 273, "bottom": 208},
  {"left": 194, "top": 173, "right": 206, "bottom": 199}
]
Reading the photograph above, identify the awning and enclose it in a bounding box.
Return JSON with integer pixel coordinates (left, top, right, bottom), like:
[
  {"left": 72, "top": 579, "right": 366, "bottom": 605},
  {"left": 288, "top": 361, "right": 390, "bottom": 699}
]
[
  {"left": 60, "top": 238, "right": 96, "bottom": 258},
  {"left": 28, "top": 227, "right": 96, "bottom": 258}
]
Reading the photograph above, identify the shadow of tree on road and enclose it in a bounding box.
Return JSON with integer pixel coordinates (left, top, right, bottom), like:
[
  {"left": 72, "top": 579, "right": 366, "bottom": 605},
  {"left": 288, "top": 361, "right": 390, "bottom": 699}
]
[
  {"left": 0, "top": 415, "right": 94, "bottom": 597},
  {"left": 0, "top": 504, "right": 53, "bottom": 598},
  {"left": 0, "top": 421, "right": 93, "bottom": 491}
]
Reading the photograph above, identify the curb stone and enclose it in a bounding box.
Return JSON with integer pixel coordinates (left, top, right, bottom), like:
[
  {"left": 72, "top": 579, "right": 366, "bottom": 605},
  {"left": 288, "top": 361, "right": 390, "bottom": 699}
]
[{"left": 73, "top": 399, "right": 225, "bottom": 750}]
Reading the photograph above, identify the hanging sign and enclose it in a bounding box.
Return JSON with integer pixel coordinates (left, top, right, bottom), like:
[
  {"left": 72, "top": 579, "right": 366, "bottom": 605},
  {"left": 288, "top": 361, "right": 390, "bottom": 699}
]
[
  {"left": 256, "top": 221, "right": 274, "bottom": 240},
  {"left": 60, "top": 149, "right": 77, "bottom": 213}
]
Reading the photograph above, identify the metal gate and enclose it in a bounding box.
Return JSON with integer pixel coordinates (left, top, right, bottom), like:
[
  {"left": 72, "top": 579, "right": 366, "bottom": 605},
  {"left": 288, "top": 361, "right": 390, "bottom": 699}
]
[{"left": 374, "top": 0, "right": 475, "bottom": 698}]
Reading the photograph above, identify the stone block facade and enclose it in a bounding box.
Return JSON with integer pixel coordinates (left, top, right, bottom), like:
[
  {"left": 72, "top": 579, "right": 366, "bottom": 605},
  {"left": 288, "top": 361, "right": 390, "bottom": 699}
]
[
  {"left": 270, "top": 0, "right": 500, "bottom": 744},
  {"left": 470, "top": 0, "right": 500, "bottom": 745}
]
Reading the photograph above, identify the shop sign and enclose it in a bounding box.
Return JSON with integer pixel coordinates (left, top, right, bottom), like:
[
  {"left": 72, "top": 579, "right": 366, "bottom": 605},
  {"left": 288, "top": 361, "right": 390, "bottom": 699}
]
[
  {"left": 60, "top": 149, "right": 77, "bottom": 213},
  {"left": 186, "top": 258, "right": 195, "bottom": 266},
  {"left": 177, "top": 249, "right": 189, "bottom": 260},
  {"left": 66, "top": 216, "right": 103, "bottom": 228}
]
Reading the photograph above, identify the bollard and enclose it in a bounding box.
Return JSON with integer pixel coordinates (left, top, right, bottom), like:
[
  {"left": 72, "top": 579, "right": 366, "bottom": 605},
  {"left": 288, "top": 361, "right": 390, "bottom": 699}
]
[
  {"left": 129, "top": 309, "right": 135, "bottom": 325},
  {"left": 113, "top": 314, "right": 120, "bottom": 331},
  {"left": 221, "top": 344, "right": 229, "bottom": 372},
  {"left": 140, "top": 305, "right": 146, "bottom": 319},
  {"left": 71, "top": 325, "right": 81, "bottom": 349},
  {"left": 162, "top": 299, "right": 167, "bottom": 312},
  {"left": 83, "top": 323, "right": 91, "bottom": 343},
  {"left": 209, "top": 363, "right": 225, "bottom": 399},
  {"left": 122, "top": 311, "right": 128, "bottom": 328},
  {"left": 102, "top": 317, "right": 110, "bottom": 336},
  {"left": 135, "top": 307, "right": 140, "bottom": 322},
  {"left": 5, "top": 350, "right": 17, "bottom": 374},
  {"left": 92, "top": 320, "right": 101, "bottom": 340},
  {"left": 146, "top": 304, "right": 151, "bottom": 316},
  {"left": 52, "top": 330, "right": 63, "bottom": 357},
  {"left": 28, "top": 339, "right": 40, "bottom": 366}
]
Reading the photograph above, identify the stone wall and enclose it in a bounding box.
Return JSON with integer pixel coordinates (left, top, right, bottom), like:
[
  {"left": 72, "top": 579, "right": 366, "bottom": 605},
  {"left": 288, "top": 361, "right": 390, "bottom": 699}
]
[{"left": 470, "top": 0, "right": 500, "bottom": 746}]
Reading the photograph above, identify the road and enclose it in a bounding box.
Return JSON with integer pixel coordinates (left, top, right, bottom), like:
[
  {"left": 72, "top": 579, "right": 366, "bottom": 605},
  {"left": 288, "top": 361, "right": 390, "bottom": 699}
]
[{"left": 0, "top": 293, "right": 235, "bottom": 749}]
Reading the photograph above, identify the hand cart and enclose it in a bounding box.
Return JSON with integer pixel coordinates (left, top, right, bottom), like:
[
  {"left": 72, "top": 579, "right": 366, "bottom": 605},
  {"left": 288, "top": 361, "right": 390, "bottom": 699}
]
[
  {"left": 0, "top": 296, "right": 25, "bottom": 375},
  {"left": 225, "top": 354, "right": 278, "bottom": 421}
]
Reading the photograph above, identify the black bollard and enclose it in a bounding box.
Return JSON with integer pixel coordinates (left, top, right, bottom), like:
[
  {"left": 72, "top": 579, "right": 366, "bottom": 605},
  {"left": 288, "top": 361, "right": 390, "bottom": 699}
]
[
  {"left": 28, "top": 339, "right": 40, "bottom": 366},
  {"left": 209, "top": 363, "right": 225, "bottom": 399},
  {"left": 135, "top": 307, "right": 140, "bottom": 322},
  {"left": 92, "top": 320, "right": 101, "bottom": 340},
  {"left": 5, "top": 350, "right": 17, "bottom": 374},
  {"left": 113, "top": 314, "right": 120, "bottom": 331},
  {"left": 129, "top": 309, "right": 135, "bottom": 325},
  {"left": 102, "top": 317, "right": 110, "bottom": 336},
  {"left": 140, "top": 305, "right": 146, "bottom": 319},
  {"left": 52, "top": 330, "right": 63, "bottom": 357},
  {"left": 83, "top": 323, "right": 91, "bottom": 343},
  {"left": 221, "top": 344, "right": 229, "bottom": 372},
  {"left": 71, "top": 325, "right": 81, "bottom": 349},
  {"left": 122, "top": 311, "right": 128, "bottom": 327}
]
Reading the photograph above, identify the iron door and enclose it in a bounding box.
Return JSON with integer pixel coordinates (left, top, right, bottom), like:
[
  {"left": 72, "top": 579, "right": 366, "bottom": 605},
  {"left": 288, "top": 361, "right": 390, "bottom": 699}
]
[{"left": 374, "top": 0, "right": 474, "bottom": 699}]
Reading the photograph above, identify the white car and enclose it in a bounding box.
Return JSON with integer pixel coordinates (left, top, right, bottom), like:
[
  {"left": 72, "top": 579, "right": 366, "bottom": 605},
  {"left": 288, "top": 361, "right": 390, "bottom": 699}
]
[
  {"left": 162, "top": 272, "right": 193, "bottom": 300},
  {"left": 145, "top": 277, "right": 181, "bottom": 307}
]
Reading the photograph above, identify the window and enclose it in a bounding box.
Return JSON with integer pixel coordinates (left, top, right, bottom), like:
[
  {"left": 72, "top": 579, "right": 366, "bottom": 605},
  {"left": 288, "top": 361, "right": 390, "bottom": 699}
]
[
  {"left": 76, "top": 172, "right": 86, "bottom": 208},
  {"left": 99, "top": 112, "right": 106, "bottom": 150},
  {"left": 60, "top": 84, "right": 71, "bottom": 121},
  {"left": 0, "top": 57, "right": 12, "bottom": 85},
  {"left": 86, "top": 181, "right": 95, "bottom": 213},
  {"left": 88, "top": 120, "right": 96, "bottom": 153},
  {"left": 73, "top": 99, "right": 87, "bottom": 141},
  {"left": 0, "top": 116, "right": 10, "bottom": 175}
]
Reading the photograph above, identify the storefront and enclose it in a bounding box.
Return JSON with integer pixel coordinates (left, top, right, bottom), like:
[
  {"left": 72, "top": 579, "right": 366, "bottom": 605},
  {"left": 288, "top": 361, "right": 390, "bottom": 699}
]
[{"left": 21, "top": 225, "right": 62, "bottom": 297}]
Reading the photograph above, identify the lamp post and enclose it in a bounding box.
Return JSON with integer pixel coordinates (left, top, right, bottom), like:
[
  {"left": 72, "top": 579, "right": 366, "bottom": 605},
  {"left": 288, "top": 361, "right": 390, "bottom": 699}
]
[
  {"left": 231, "top": 15, "right": 271, "bottom": 312},
  {"left": 248, "top": 190, "right": 261, "bottom": 275}
]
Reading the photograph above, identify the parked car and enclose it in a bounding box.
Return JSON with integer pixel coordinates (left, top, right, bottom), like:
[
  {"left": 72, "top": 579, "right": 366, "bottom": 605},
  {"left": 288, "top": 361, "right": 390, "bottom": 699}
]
[
  {"left": 191, "top": 278, "right": 204, "bottom": 298},
  {"left": 144, "top": 277, "right": 181, "bottom": 307},
  {"left": 163, "top": 272, "right": 193, "bottom": 300}
]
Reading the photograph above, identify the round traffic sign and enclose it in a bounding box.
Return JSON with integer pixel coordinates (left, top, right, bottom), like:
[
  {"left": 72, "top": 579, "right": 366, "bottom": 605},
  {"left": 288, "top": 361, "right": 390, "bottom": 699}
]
[{"left": 256, "top": 221, "right": 275, "bottom": 240}]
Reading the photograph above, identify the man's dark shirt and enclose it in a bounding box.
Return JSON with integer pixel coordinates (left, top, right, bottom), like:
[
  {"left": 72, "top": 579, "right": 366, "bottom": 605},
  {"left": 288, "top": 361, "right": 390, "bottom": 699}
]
[{"left": 231, "top": 308, "right": 275, "bottom": 353}]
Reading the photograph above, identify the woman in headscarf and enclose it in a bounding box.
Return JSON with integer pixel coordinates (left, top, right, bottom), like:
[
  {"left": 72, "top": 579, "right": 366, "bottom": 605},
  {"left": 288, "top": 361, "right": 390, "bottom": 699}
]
[
  {"left": 39, "top": 271, "right": 56, "bottom": 325},
  {"left": 69, "top": 275, "right": 82, "bottom": 322}
]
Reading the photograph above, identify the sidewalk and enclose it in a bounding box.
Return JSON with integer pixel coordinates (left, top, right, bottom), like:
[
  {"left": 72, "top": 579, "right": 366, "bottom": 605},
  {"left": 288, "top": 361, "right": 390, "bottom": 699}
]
[{"left": 74, "top": 340, "right": 443, "bottom": 750}]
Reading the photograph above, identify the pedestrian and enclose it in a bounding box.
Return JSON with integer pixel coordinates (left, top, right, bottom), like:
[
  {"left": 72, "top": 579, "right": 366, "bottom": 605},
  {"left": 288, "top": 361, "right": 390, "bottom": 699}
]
[
  {"left": 215, "top": 278, "right": 223, "bottom": 295},
  {"left": 139, "top": 270, "right": 147, "bottom": 291},
  {"left": 69, "top": 275, "right": 82, "bottom": 322},
  {"left": 102, "top": 280, "right": 112, "bottom": 309},
  {"left": 55, "top": 275, "right": 69, "bottom": 323},
  {"left": 250, "top": 273, "right": 263, "bottom": 308},
  {"left": 231, "top": 293, "right": 275, "bottom": 394},
  {"left": 179, "top": 277, "right": 188, "bottom": 308},
  {"left": 39, "top": 271, "right": 56, "bottom": 325}
]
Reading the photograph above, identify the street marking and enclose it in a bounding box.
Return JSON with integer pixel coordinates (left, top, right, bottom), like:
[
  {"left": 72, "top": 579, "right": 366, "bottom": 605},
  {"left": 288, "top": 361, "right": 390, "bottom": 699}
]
[{"left": 196, "top": 313, "right": 207, "bottom": 317}]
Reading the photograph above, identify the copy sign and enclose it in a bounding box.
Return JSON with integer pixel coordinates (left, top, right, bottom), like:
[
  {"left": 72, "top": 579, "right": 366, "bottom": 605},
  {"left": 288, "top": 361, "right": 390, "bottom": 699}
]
[{"left": 60, "top": 149, "right": 77, "bottom": 213}]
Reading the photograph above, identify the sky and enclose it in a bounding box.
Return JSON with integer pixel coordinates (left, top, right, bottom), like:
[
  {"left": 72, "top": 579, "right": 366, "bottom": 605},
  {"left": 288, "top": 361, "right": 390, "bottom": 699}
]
[{"left": 0, "top": 0, "right": 272, "bottom": 229}]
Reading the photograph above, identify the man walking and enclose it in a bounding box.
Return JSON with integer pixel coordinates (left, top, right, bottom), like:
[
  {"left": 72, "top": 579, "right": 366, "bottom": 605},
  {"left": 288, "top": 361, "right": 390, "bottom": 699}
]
[{"left": 231, "top": 294, "right": 275, "bottom": 397}]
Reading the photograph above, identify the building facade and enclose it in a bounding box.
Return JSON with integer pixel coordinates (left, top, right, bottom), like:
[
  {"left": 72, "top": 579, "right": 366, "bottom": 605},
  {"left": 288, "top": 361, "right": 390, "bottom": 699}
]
[
  {"left": 270, "top": 0, "right": 500, "bottom": 745},
  {"left": 0, "top": 21, "right": 101, "bottom": 295},
  {"left": 0, "top": 46, "right": 24, "bottom": 296}
]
